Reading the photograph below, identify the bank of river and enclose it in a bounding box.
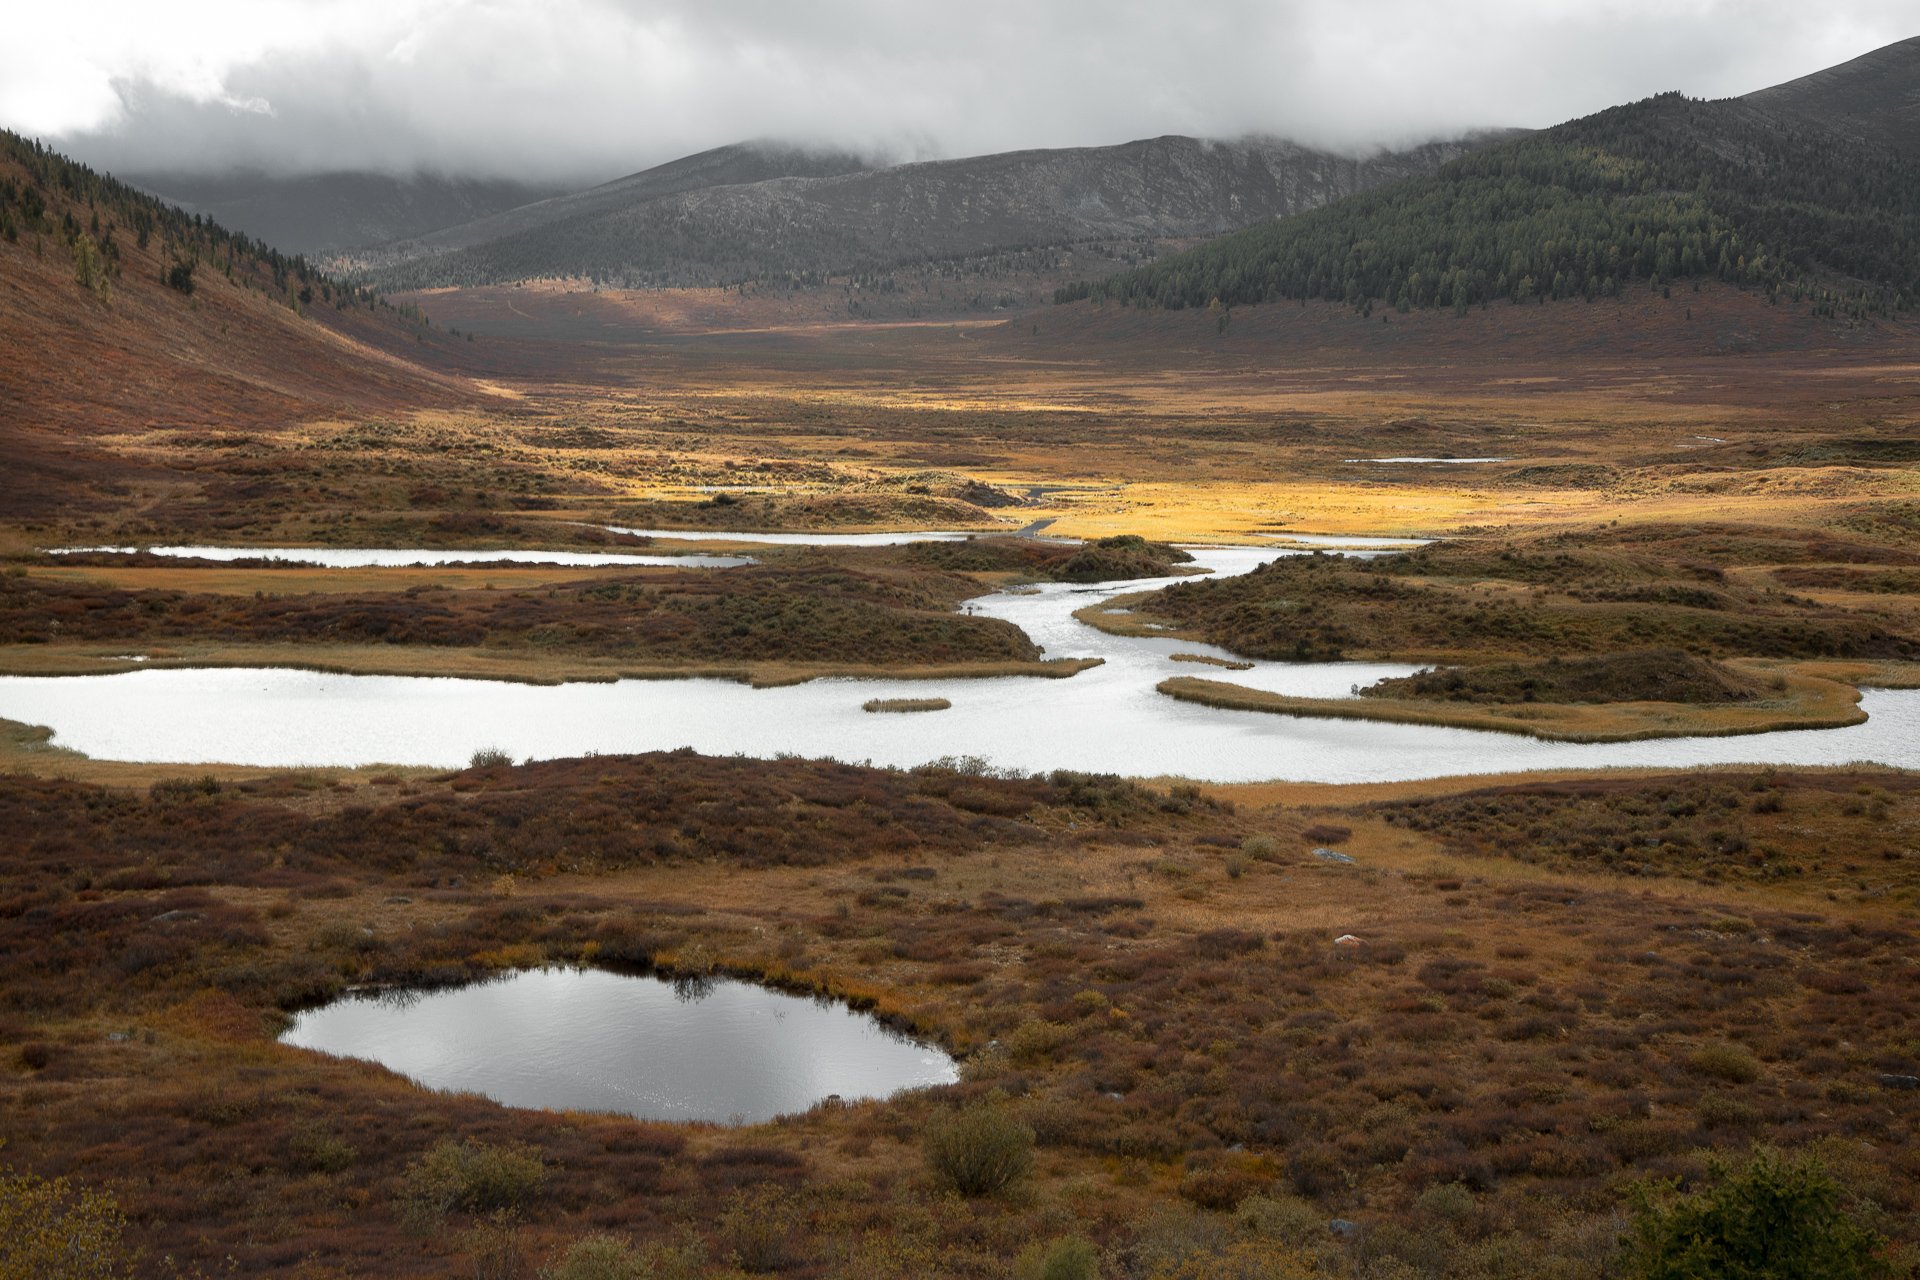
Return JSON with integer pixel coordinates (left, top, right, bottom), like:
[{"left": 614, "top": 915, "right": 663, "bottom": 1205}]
[{"left": 3, "top": 539, "right": 1917, "bottom": 783}]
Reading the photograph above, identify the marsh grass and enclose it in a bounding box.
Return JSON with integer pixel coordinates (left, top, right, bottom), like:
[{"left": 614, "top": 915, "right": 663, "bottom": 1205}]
[
  {"left": 1159, "top": 671, "right": 1865, "bottom": 742},
  {"left": 1168, "top": 652, "right": 1255, "bottom": 670}
]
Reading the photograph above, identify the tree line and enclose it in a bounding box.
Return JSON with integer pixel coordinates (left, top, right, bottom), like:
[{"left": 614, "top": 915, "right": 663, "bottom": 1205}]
[
  {"left": 0, "top": 129, "right": 394, "bottom": 318},
  {"left": 1064, "top": 93, "right": 1920, "bottom": 319}
]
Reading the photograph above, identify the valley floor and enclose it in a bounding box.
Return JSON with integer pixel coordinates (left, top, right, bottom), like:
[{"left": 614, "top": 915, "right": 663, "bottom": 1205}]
[{"left": 3, "top": 285, "right": 1919, "bottom": 1277}]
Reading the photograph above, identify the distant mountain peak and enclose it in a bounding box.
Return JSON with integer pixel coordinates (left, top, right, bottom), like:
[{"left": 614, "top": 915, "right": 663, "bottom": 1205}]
[{"left": 1743, "top": 35, "right": 1920, "bottom": 149}]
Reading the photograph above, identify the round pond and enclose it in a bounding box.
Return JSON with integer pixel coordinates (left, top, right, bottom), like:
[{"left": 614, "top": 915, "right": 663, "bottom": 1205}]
[{"left": 279, "top": 967, "right": 959, "bottom": 1124}]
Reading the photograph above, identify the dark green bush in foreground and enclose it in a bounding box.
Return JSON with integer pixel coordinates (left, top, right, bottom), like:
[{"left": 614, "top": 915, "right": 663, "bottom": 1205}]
[{"left": 1624, "top": 1147, "right": 1891, "bottom": 1280}]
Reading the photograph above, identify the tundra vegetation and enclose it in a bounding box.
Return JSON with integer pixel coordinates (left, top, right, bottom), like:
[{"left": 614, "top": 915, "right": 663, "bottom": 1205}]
[
  {"left": 1095, "top": 521, "right": 1920, "bottom": 739},
  {"left": 0, "top": 751, "right": 1915, "bottom": 1276},
  {"left": 5, "top": 76, "right": 1920, "bottom": 1280}
]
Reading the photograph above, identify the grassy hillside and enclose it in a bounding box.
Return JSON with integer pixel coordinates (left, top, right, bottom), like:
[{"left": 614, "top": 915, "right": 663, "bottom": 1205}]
[
  {"left": 1071, "top": 85, "right": 1920, "bottom": 319},
  {"left": 0, "top": 130, "right": 479, "bottom": 516}
]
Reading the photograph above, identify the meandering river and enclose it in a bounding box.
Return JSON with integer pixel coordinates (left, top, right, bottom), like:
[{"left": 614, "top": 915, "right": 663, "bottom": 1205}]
[{"left": 5, "top": 538, "right": 1918, "bottom": 782}]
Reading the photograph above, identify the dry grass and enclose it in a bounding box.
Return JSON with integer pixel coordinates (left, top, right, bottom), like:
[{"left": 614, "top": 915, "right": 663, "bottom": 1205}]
[
  {"left": 1167, "top": 652, "right": 1253, "bottom": 671},
  {"left": 1157, "top": 670, "right": 1866, "bottom": 742},
  {"left": 9, "top": 167, "right": 1920, "bottom": 1275},
  {"left": 0, "top": 641, "right": 1100, "bottom": 688},
  {"left": 0, "top": 752, "right": 1915, "bottom": 1277}
]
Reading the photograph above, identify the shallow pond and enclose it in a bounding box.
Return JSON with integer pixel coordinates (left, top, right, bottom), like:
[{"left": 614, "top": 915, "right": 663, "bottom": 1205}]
[
  {"left": 279, "top": 968, "right": 957, "bottom": 1124},
  {"left": 5, "top": 537, "right": 1918, "bottom": 782},
  {"left": 50, "top": 545, "right": 750, "bottom": 569}
]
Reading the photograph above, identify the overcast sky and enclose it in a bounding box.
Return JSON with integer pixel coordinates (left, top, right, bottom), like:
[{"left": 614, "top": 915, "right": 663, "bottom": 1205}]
[{"left": 2, "top": 0, "right": 1913, "bottom": 184}]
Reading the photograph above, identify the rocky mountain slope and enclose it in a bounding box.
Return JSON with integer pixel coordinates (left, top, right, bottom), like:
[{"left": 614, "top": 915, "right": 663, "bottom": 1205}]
[
  {"left": 1743, "top": 33, "right": 1920, "bottom": 150},
  {"left": 354, "top": 133, "right": 1503, "bottom": 290}
]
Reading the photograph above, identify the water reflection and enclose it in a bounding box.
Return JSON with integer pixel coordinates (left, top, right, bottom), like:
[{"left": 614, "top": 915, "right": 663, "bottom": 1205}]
[
  {"left": 50, "top": 545, "right": 750, "bottom": 568},
  {"left": 5, "top": 541, "right": 1918, "bottom": 782},
  {"left": 280, "top": 967, "right": 958, "bottom": 1124}
]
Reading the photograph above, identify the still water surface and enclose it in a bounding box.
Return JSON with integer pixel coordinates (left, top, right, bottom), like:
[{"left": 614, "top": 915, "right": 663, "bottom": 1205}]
[
  {"left": 280, "top": 968, "right": 957, "bottom": 1124},
  {"left": 50, "top": 545, "right": 750, "bottom": 568},
  {"left": 4, "top": 539, "right": 1917, "bottom": 782}
]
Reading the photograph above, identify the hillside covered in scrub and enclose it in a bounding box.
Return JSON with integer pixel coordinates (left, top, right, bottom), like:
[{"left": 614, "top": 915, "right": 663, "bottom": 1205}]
[{"left": 0, "top": 129, "right": 479, "bottom": 519}]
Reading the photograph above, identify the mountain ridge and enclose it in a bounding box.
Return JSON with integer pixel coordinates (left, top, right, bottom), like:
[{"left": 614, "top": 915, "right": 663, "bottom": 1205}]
[
  {"left": 1072, "top": 38, "right": 1920, "bottom": 317},
  {"left": 349, "top": 131, "right": 1512, "bottom": 291},
  {"left": 1742, "top": 33, "right": 1920, "bottom": 150},
  {"left": 124, "top": 169, "right": 572, "bottom": 257}
]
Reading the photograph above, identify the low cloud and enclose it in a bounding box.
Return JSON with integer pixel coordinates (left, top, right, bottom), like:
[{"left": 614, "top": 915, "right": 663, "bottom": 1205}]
[{"left": 5, "top": 0, "right": 1914, "bottom": 184}]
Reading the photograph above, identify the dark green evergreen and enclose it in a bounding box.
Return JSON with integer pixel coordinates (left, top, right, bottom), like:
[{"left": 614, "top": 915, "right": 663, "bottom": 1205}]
[
  {"left": 1066, "top": 94, "right": 1920, "bottom": 320},
  {"left": 1623, "top": 1148, "right": 1890, "bottom": 1280},
  {"left": 0, "top": 128, "right": 388, "bottom": 316}
]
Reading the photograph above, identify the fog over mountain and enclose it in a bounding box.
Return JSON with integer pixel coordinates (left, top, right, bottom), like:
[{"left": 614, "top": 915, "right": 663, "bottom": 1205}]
[{"left": 4, "top": 1, "right": 1915, "bottom": 186}]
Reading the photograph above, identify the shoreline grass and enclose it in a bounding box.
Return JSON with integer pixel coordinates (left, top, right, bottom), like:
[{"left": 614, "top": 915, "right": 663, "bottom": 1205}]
[
  {"left": 1157, "top": 670, "right": 1867, "bottom": 742},
  {"left": 1167, "top": 652, "right": 1254, "bottom": 670},
  {"left": 0, "top": 643, "right": 1103, "bottom": 689}
]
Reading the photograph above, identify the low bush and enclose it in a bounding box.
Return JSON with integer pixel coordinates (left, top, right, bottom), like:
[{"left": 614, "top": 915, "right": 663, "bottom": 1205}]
[
  {"left": 924, "top": 1099, "right": 1035, "bottom": 1196},
  {"left": 1234, "top": 1194, "right": 1325, "bottom": 1247},
  {"left": 287, "top": 1122, "right": 358, "bottom": 1175},
  {"left": 717, "top": 1186, "right": 803, "bottom": 1273},
  {"left": 1689, "top": 1042, "right": 1762, "bottom": 1085},
  {"left": 540, "top": 1236, "right": 704, "bottom": 1280},
  {"left": 1414, "top": 1180, "right": 1479, "bottom": 1226},
  {"left": 0, "top": 1158, "right": 131, "bottom": 1280},
  {"left": 1241, "top": 834, "right": 1281, "bottom": 862},
  {"left": 399, "top": 1138, "right": 546, "bottom": 1226},
  {"left": 464, "top": 1213, "right": 528, "bottom": 1280},
  {"left": 539, "top": 1234, "right": 650, "bottom": 1280},
  {"left": 1014, "top": 1234, "right": 1100, "bottom": 1280}
]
